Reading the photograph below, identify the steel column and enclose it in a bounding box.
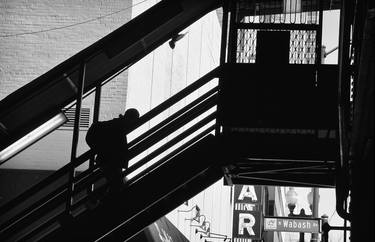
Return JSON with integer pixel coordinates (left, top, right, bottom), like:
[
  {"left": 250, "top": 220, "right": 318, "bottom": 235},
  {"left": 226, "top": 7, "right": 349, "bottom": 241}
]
[{"left": 336, "top": 0, "right": 352, "bottom": 222}]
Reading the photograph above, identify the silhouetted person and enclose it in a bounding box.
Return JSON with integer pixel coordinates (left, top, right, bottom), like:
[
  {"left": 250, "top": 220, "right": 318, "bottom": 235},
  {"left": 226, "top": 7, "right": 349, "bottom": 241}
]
[{"left": 86, "top": 108, "right": 140, "bottom": 201}]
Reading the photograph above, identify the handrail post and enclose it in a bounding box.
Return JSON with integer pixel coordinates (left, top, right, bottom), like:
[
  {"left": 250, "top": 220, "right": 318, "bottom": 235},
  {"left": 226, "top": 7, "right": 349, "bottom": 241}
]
[
  {"left": 88, "top": 84, "right": 101, "bottom": 193},
  {"left": 66, "top": 62, "right": 86, "bottom": 213},
  {"left": 315, "top": 0, "right": 323, "bottom": 66},
  {"left": 216, "top": 0, "right": 229, "bottom": 136},
  {"left": 227, "top": 0, "right": 238, "bottom": 63}
]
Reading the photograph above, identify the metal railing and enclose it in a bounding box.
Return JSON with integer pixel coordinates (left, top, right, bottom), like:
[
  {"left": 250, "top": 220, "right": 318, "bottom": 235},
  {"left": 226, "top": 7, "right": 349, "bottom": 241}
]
[{"left": 0, "top": 66, "right": 221, "bottom": 241}]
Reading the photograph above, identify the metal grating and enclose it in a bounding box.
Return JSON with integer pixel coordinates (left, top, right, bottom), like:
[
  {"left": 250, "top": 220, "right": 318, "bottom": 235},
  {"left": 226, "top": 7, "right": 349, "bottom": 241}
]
[
  {"left": 236, "top": 29, "right": 317, "bottom": 64},
  {"left": 237, "top": 29, "right": 257, "bottom": 63},
  {"left": 236, "top": 0, "right": 320, "bottom": 24},
  {"left": 61, "top": 108, "right": 90, "bottom": 129},
  {"left": 290, "top": 29, "right": 316, "bottom": 64}
]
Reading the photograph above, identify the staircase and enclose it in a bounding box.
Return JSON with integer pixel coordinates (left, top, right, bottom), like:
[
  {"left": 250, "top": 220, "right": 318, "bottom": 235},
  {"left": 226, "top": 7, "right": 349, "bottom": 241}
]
[
  {"left": 0, "top": 0, "right": 221, "bottom": 154},
  {"left": 0, "top": 65, "right": 222, "bottom": 241},
  {"left": 0, "top": 0, "right": 224, "bottom": 240}
]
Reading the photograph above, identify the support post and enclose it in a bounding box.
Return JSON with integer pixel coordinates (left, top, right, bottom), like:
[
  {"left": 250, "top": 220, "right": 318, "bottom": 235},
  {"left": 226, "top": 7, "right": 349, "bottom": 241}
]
[
  {"left": 227, "top": 0, "right": 237, "bottom": 63},
  {"left": 66, "top": 62, "right": 86, "bottom": 212},
  {"left": 88, "top": 84, "right": 102, "bottom": 192},
  {"left": 336, "top": 0, "right": 353, "bottom": 222},
  {"left": 311, "top": 188, "right": 319, "bottom": 241},
  {"left": 216, "top": 0, "right": 229, "bottom": 136},
  {"left": 315, "top": 0, "right": 323, "bottom": 66}
]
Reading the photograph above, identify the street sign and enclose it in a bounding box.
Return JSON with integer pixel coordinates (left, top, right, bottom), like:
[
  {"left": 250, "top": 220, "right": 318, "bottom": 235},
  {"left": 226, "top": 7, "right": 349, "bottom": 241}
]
[{"left": 264, "top": 217, "right": 321, "bottom": 233}]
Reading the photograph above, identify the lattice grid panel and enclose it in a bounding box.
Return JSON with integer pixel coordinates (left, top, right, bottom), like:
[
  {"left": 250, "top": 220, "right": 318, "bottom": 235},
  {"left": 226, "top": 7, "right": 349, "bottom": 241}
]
[
  {"left": 236, "top": 29, "right": 317, "bottom": 64},
  {"left": 237, "top": 29, "right": 257, "bottom": 63},
  {"left": 290, "top": 30, "right": 316, "bottom": 64}
]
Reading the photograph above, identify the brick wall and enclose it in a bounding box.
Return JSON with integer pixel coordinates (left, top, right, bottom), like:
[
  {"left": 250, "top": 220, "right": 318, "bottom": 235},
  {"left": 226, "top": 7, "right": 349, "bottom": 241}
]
[
  {"left": 0, "top": 0, "right": 133, "bottom": 170},
  {"left": 0, "top": 0, "right": 132, "bottom": 119}
]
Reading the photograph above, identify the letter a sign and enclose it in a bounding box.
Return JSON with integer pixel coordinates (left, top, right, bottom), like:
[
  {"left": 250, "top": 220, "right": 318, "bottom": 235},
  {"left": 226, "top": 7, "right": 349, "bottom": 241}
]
[
  {"left": 238, "top": 185, "right": 258, "bottom": 202},
  {"left": 232, "top": 185, "right": 263, "bottom": 240}
]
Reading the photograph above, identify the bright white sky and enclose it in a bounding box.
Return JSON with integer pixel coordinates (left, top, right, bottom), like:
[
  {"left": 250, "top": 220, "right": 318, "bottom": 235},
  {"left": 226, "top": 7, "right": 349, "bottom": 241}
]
[{"left": 322, "top": 10, "right": 340, "bottom": 64}]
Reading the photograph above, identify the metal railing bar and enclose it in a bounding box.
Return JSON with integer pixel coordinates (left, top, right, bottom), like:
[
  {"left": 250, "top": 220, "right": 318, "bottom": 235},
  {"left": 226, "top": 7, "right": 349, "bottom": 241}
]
[
  {"left": 128, "top": 125, "right": 215, "bottom": 185},
  {"left": 127, "top": 67, "right": 219, "bottom": 132},
  {"left": 68, "top": 114, "right": 217, "bottom": 210},
  {"left": 128, "top": 95, "right": 217, "bottom": 158},
  {"left": 22, "top": 131, "right": 215, "bottom": 241},
  {"left": 0, "top": 190, "right": 67, "bottom": 240},
  {"left": 10, "top": 109, "right": 216, "bottom": 234},
  {"left": 0, "top": 75, "right": 219, "bottom": 239},
  {"left": 0, "top": 182, "right": 67, "bottom": 233},
  {"left": 0, "top": 150, "right": 92, "bottom": 215},
  {"left": 1, "top": 170, "right": 104, "bottom": 239},
  {"left": 124, "top": 112, "right": 217, "bottom": 177},
  {"left": 234, "top": 175, "right": 334, "bottom": 188},
  {"left": 237, "top": 161, "right": 334, "bottom": 168},
  {"left": 20, "top": 183, "right": 105, "bottom": 242},
  {"left": 71, "top": 107, "right": 217, "bottom": 197},
  {"left": 73, "top": 165, "right": 100, "bottom": 183},
  {"left": 240, "top": 158, "right": 335, "bottom": 165},
  {"left": 69, "top": 119, "right": 216, "bottom": 211},
  {"left": 70, "top": 89, "right": 218, "bottom": 184},
  {"left": 0, "top": 69, "right": 219, "bottom": 217},
  {"left": 18, "top": 126, "right": 216, "bottom": 241},
  {"left": 3, "top": 103, "right": 216, "bottom": 234},
  {"left": 128, "top": 86, "right": 218, "bottom": 147},
  {"left": 16, "top": 213, "right": 61, "bottom": 242},
  {"left": 237, "top": 164, "right": 334, "bottom": 176},
  {"left": 235, "top": 23, "right": 320, "bottom": 30},
  {"left": 16, "top": 178, "right": 103, "bottom": 242},
  {"left": 4, "top": 124, "right": 216, "bottom": 238}
]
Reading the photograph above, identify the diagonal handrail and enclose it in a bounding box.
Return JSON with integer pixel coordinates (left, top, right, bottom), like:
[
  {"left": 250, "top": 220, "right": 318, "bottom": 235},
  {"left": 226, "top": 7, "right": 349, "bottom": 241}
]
[
  {"left": 0, "top": 68, "right": 220, "bottom": 240},
  {"left": 0, "top": 66, "right": 220, "bottom": 216},
  {"left": 0, "top": 97, "right": 218, "bottom": 240},
  {"left": 13, "top": 124, "right": 217, "bottom": 242}
]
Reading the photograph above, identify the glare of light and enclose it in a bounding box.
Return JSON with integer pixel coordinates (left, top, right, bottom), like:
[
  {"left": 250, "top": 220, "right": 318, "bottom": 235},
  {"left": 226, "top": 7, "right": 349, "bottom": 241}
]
[{"left": 0, "top": 113, "right": 67, "bottom": 163}]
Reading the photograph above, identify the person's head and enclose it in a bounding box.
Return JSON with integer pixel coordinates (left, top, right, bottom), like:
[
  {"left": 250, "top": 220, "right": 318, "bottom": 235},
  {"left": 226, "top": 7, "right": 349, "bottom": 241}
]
[{"left": 122, "top": 108, "right": 140, "bottom": 123}]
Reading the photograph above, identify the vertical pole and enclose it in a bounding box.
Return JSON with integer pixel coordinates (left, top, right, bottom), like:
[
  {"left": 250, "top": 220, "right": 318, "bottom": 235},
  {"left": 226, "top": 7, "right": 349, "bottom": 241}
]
[
  {"left": 66, "top": 62, "right": 86, "bottom": 212},
  {"left": 338, "top": 0, "right": 352, "bottom": 170},
  {"left": 228, "top": 0, "right": 237, "bottom": 63},
  {"left": 220, "top": 0, "right": 229, "bottom": 66},
  {"left": 216, "top": 0, "right": 230, "bottom": 136},
  {"left": 336, "top": 0, "right": 352, "bottom": 223},
  {"left": 89, "top": 84, "right": 102, "bottom": 193},
  {"left": 311, "top": 188, "right": 319, "bottom": 241},
  {"left": 344, "top": 199, "right": 347, "bottom": 242},
  {"left": 299, "top": 232, "right": 304, "bottom": 242},
  {"left": 315, "top": 0, "right": 323, "bottom": 66}
]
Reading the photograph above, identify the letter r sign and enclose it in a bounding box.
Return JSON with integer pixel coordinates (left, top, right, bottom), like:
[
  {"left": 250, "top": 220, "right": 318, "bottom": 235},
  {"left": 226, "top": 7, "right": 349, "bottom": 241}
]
[{"left": 239, "top": 213, "right": 256, "bottom": 235}]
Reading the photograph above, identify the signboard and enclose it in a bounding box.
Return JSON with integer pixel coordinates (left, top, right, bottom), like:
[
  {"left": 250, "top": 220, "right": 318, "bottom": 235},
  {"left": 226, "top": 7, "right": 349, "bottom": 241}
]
[
  {"left": 264, "top": 217, "right": 321, "bottom": 233},
  {"left": 232, "top": 185, "right": 263, "bottom": 241}
]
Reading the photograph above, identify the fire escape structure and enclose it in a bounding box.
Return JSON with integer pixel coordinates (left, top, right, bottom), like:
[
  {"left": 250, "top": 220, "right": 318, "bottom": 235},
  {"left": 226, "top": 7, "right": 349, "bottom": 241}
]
[{"left": 0, "top": 0, "right": 373, "bottom": 241}]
